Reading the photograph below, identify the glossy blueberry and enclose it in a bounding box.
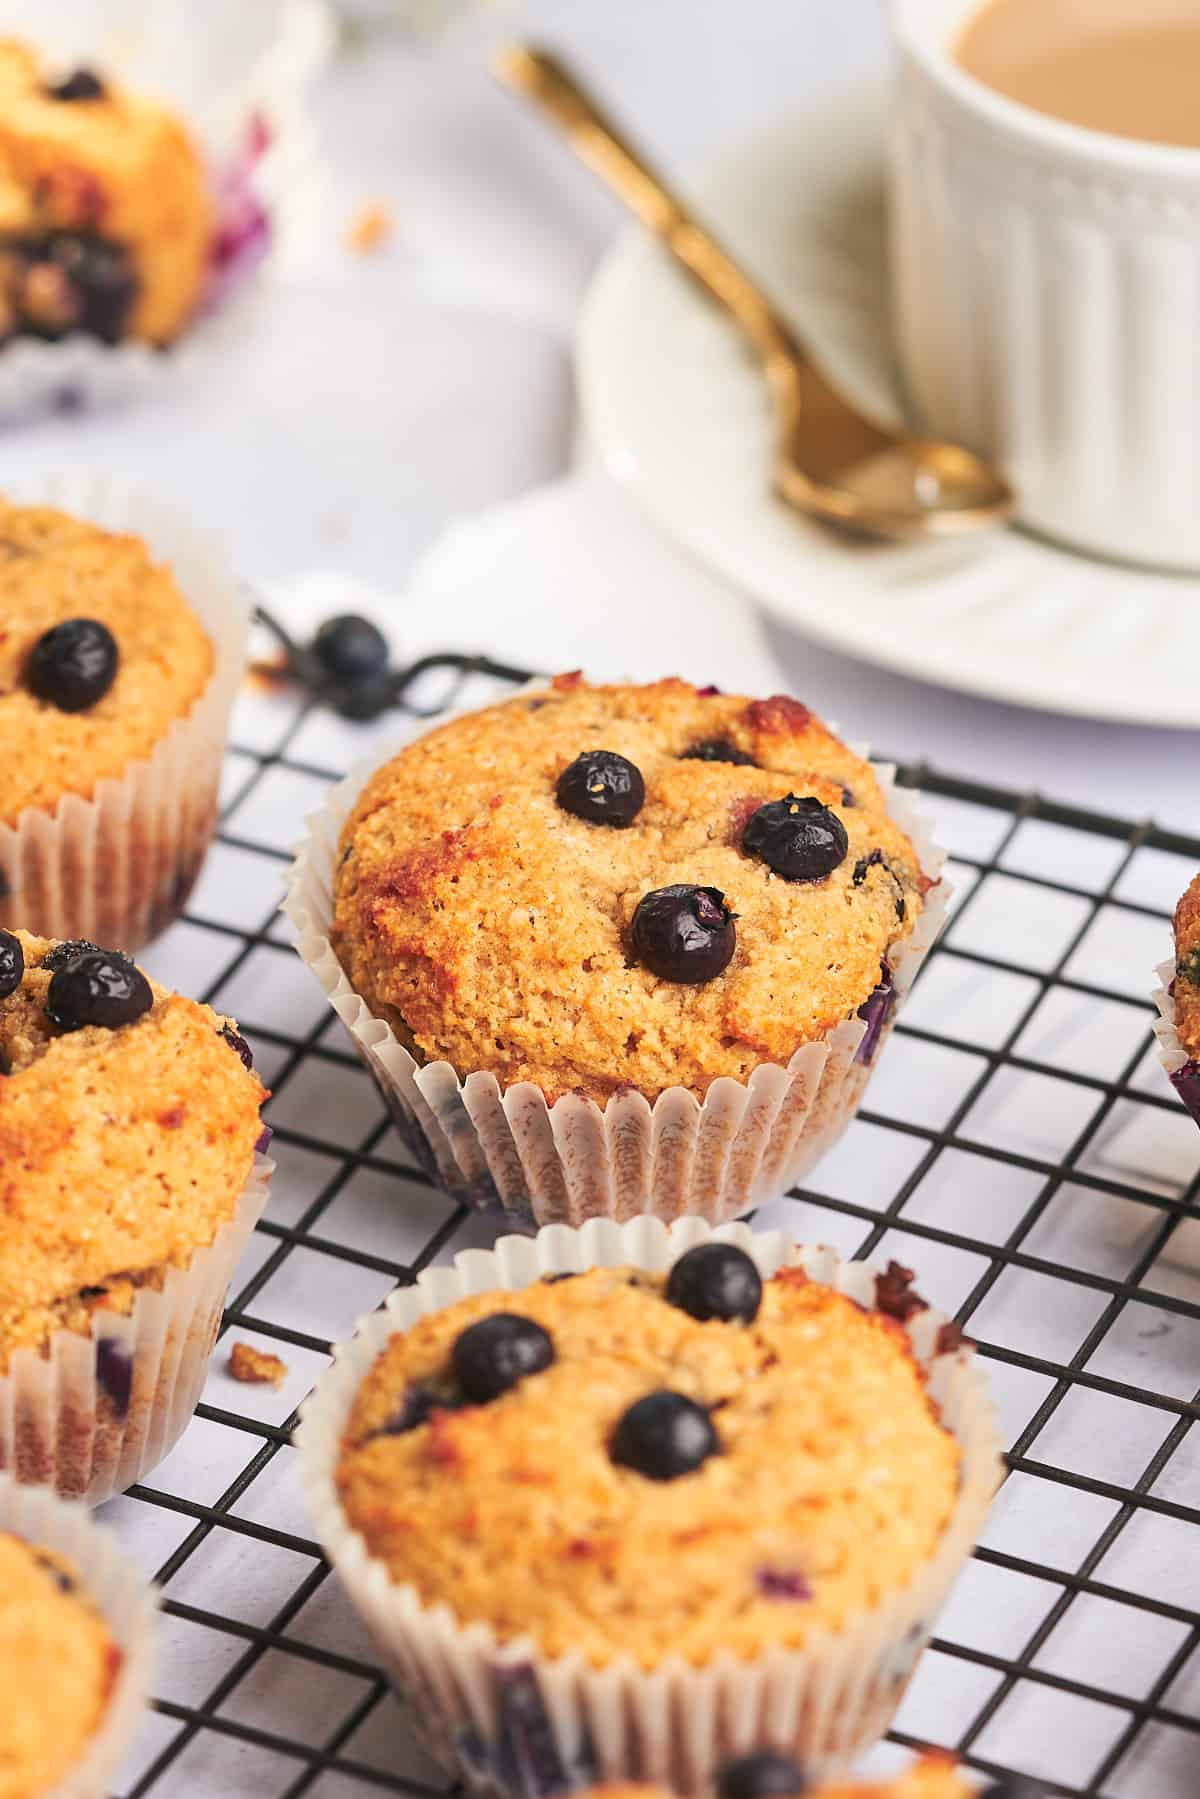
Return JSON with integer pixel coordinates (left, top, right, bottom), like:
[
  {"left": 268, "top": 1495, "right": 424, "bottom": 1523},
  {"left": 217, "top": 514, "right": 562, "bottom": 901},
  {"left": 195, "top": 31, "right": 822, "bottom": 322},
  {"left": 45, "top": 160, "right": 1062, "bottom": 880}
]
[
  {"left": 556, "top": 750, "right": 645, "bottom": 828},
  {"left": 0, "top": 930, "right": 23, "bottom": 999},
  {"left": 451, "top": 1312, "right": 555, "bottom": 1404},
  {"left": 47, "top": 68, "right": 106, "bottom": 101},
  {"left": 39, "top": 938, "right": 104, "bottom": 973},
  {"left": 46, "top": 950, "right": 152, "bottom": 1032},
  {"left": 27, "top": 617, "right": 118, "bottom": 713},
  {"left": 311, "top": 614, "right": 390, "bottom": 687},
  {"left": 631, "top": 884, "right": 735, "bottom": 984},
  {"left": 717, "top": 1753, "right": 808, "bottom": 1799},
  {"left": 666, "top": 1242, "right": 762, "bottom": 1323},
  {"left": 610, "top": 1390, "right": 719, "bottom": 1480},
  {"left": 219, "top": 1024, "right": 255, "bottom": 1071},
  {"left": 43, "top": 234, "right": 138, "bottom": 342},
  {"left": 680, "top": 738, "right": 756, "bottom": 766},
  {"left": 742, "top": 794, "right": 848, "bottom": 883}
]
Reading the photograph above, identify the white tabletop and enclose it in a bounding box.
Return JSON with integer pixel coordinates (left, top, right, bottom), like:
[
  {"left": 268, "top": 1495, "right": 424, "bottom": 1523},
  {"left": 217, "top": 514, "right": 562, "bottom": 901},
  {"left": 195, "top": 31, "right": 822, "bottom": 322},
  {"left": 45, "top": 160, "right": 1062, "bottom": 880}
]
[{"left": 0, "top": 0, "right": 1193, "bottom": 834}]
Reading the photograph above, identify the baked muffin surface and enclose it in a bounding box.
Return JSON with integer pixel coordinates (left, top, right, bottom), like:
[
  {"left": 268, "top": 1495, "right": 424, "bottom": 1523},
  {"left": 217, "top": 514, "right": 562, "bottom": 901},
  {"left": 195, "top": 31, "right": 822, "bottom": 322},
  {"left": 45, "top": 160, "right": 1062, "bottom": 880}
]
[
  {"left": 0, "top": 500, "right": 213, "bottom": 823},
  {"left": 0, "top": 931, "right": 265, "bottom": 1368},
  {"left": 0, "top": 38, "right": 212, "bottom": 345},
  {"left": 333, "top": 676, "right": 927, "bottom": 1103},
  {"left": 336, "top": 1262, "right": 960, "bottom": 1668},
  {"left": 0, "top": 1530, "right": 118, "bottom": 1797},
  {"left": 1173, "top": 874, "right": 1200, "bottom": 1060}
]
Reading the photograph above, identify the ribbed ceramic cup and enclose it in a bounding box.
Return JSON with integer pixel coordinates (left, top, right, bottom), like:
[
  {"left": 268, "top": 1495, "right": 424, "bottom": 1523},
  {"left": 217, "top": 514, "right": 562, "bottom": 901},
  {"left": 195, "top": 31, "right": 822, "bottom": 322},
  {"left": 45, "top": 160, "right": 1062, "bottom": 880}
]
[
  {"left": 297, "top": 1217, "right": 1003, "bottom": 1798},
  {"left": 889, "top": 0, "right": 1200, "bottom": 570}
]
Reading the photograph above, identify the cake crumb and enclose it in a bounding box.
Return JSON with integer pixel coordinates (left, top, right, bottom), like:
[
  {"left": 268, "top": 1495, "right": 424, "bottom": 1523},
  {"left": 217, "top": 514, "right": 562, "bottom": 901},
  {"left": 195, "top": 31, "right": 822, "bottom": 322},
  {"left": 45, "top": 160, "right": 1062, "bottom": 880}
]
[
  {"left": 228, "top": 1341, "right": 287, "bottom": 1387},
  {"left": 345, "top": 201, "right": 392, "bottom": 254}
]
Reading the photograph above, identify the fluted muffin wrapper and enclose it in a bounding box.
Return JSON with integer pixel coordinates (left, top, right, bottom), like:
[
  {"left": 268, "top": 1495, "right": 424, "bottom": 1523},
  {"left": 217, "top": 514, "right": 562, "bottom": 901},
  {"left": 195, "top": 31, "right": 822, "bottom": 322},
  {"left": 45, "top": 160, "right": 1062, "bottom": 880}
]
[
  {"left": 283, "top": 699, "right": 950, "bottom": 1224},
  {"left": 298, "top": 1217, "right": 1003, "bottom": 1797},
  {"left": 0, "top": 470, "right": 251, "bottom": 952},
  {"left": 0, "top": 1152, "right": 272, "bottom": 1506},
  {"left": 0, "top": 0, "right": 333, "bottom": 421},
  {"left": 0, "top": 1474, "right": 158, "bottom": 1797},
  {"left": 1152, "top": 957, "right": 1200, "bottom": 1128}
]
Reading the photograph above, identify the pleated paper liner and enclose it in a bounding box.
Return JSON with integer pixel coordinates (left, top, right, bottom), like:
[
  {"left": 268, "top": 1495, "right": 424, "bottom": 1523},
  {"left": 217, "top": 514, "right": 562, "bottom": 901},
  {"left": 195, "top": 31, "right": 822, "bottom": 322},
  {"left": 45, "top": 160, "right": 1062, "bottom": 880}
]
[
  {"left": 298, "top": 1218, "right": 1002, "bottom": 1798},
  {"left": 0, "top": 1473, "right": 158, "bottom": 1796},
  {"left": 1153, "top": 956, "right": 1200, "bottom": 1129},
  {"left": 0, "top": 1153, "right": 272, "bottom": 1505},
  {"left": 0, "top": 472, "right": 250, "bottom": 952},
  {"left": 284, "top": 699, "right": 950, "bottom": 1225}
]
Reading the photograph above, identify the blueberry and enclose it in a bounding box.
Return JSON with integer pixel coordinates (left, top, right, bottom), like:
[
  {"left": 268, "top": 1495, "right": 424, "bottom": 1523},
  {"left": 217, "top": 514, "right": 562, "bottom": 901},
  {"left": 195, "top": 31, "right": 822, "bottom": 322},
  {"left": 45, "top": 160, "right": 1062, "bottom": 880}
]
[
  {"left": 556, "top": 750, "right": 645, "bottom": 828},
  {"left": 742, "top": 794, "right": 848, "bottom": 883},
  {"left": 451, "top": 1312, "right": 555, "bottom": 1403},
  {"left": 373, "top": 1382, "right": 462, "bottom": 1437},
  {"left": 26, "top": 618, "right": 118, "bottom": 712},
  {"left": 610, "top": 1390, "right": 719, "bottom": 1480},
  {"left": 717, "top": 1753, "right": 808, "bottom": 1799},
  {"left": 39, "top": 938, "right": 104, "bottom": 973},
  {"left": 0, "top": 930, "right": 23, "bottom": 999},
  {"left": 219, "top": 1024, "right": 254, "bottom": 1070},
  {"left": 631, "top": 884, "right": 735, "bottom": 983},
  {"left": 666, "top": 1242, "right": 762, "bottom": 1323},
  {"left": 44, "top": 235, "right": 138, "bottom": 343},
  {"left": 46, "top": 950, "right": 152, "bottom": 1032},
  {"left": 680, "top": 738, "right": 757, "bottom": 766},
  {"left": 46, "top": 68, "right": 106, "bottom": 101},
  {"left": 95, "top": 1339, "right": 132, "bottom": 1418},
  {"left": 311, "top": 615, "right": 389, "bottom": 687}
]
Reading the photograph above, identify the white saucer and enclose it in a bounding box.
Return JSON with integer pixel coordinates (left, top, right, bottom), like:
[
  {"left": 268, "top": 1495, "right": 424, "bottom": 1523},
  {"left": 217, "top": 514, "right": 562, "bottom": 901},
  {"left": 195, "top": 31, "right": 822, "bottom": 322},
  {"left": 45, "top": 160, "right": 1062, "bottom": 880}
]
[{"left": 577, "top": 81, "right": 1200, "bottom": 729}]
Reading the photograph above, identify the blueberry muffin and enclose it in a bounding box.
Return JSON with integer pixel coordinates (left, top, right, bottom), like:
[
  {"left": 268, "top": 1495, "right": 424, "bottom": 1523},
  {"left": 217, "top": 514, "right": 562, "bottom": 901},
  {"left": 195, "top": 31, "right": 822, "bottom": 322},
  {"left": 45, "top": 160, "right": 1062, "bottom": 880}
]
[
  {"left": 0, "top": 1529, "right": 122, "bottom": 1795},
  {"left": 335, "top": 1248, "right": 961, "bottom": 1667},
  {"left": 0, "top": 929, "right": 269, "bottom": 1498},
  {"left": 0, "top": 38, "right": 211, "bottom": 348},
  {"left": 0, "top": 497, "right": 224, "bottom": 946},
  {"left": 1169, "top": 874, "right": 1200, "bottom": 1115},
  {"left": 585, "top": 1751, "right": 971, "bottom": 1799},
  {"left": 332, "top": 675, "right": 933, "bottom": 1106}
]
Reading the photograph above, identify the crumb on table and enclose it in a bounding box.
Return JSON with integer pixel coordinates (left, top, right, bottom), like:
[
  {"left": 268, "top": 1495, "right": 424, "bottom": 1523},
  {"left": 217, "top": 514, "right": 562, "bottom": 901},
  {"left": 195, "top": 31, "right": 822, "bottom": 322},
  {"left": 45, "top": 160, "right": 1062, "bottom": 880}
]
[
  {"left": 228, "top": 1341, "right": 288, "bottom": 1387},
  {"left": 345, "top": 201, "right": 392, "bottom": 254}
]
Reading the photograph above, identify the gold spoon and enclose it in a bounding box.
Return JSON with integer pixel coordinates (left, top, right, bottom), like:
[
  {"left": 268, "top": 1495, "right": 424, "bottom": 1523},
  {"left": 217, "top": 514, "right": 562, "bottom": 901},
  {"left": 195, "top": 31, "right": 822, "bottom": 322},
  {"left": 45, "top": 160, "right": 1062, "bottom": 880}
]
[{"left": 495, "top": 45, "right": 1014, "bottom": 542}]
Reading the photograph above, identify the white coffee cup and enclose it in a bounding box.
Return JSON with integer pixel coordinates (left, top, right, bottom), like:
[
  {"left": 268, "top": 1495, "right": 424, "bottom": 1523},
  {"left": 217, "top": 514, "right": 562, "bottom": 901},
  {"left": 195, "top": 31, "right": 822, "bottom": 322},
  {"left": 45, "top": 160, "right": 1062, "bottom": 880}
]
[{"left": 888, "top": 0, "right": 1200, "bottom": 571}]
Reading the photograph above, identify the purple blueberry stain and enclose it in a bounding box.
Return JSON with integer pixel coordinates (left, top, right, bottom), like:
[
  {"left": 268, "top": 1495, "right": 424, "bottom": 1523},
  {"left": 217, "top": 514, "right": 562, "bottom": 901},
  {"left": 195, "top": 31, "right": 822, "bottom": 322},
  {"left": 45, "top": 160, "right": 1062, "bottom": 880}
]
[
  {"left": 1171, "top": 1060, "right": 1200, "bottom": 1124},
  {"left": 856, "top": 969, "right": 895, "bottom": 1065},
  {"left": 96, "top": 1339, "right": 132, "bottom": 1419},
  {"left": 492, "top": 1663, "right": 571, "bottom": 1798},
  {"left": 254, "top": 1124, "right": 274, "bottom": 1155},
  {"left": 756, "top": 1566, "right": 813, "bottom": 1601}
]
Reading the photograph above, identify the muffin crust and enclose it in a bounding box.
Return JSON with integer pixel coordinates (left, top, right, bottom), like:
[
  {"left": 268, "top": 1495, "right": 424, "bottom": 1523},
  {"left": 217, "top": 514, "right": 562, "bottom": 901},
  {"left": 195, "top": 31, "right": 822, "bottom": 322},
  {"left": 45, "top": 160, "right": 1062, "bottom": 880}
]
[
  {"left": 584, "top": 1759, "right": 967, "bottom": 1799},
  {"left": 0, "top": 500, "right": 213, "bottom": 823},
  {"left": 1173, "top": 874, "right": 1200, "bottom": 1060},
  {"left": 333, "top": 676, "right": 928, "bottom": 1103},
  {"left": 0, "top": 931, "right": 266, "bottom": 1368},
  {"left": 0, "top": 38, "right": 211, "bottom": 344},
  {"left": 336, "top": 1264, "right": 961, "bottom": 1668},
  {"left": 0, "top": 1531, "right": 119, "bottom": 1797}
]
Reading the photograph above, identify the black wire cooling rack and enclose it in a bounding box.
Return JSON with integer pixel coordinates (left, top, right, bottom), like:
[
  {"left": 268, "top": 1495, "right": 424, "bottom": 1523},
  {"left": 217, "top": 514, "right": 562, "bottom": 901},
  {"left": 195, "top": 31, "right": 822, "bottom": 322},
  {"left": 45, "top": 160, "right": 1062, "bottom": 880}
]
[{"left": 107, "top": 654, "right": 1200, "bottom": 1799}]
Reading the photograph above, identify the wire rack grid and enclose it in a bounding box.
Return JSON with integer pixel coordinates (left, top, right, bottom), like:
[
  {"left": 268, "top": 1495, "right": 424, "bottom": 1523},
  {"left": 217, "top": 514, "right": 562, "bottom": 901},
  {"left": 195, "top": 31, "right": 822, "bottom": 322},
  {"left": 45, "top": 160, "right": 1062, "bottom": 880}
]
[{"left": 104, "top": 652, "right": 1200, "bottom": 1799}]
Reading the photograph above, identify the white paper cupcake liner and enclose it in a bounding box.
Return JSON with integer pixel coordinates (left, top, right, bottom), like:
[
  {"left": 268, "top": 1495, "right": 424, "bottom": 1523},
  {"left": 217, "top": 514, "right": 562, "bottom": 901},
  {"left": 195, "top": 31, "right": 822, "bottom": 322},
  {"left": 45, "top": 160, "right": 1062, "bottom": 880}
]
[
  {"left": 0, "top": 1473, "right": 158, "bottom": 1797},
  {"left": 283, "top": 694, "right": 950, "bottom": 1224},
  {"left": 0, "top": 1152, "right": 272, "bottom": 1506},
  {"left": 298, "top": 1217, "right": 1003, "bottom": 1796},
  {"left": 0, "top": 0, "right": 334, "bottom": 420},
  {"left": 1153, "top": 956, "right": 1200, "bottom": 1129},
  {"left": 0, "top": 470, "right": 251, "bottom": 952}
]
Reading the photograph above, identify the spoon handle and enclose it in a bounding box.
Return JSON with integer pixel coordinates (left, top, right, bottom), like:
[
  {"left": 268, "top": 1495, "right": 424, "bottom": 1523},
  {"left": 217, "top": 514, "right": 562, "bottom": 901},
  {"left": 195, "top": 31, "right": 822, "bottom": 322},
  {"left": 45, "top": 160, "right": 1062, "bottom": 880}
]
[{"left": 495, "top": 45, "right": 796, "bottom": 372}]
